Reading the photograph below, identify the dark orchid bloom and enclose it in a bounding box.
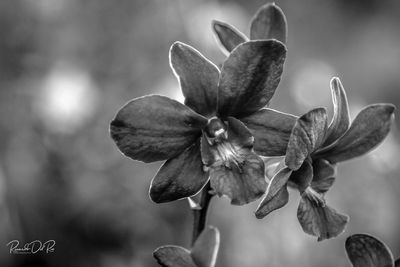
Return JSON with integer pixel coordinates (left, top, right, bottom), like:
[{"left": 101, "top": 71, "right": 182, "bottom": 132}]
[
  {"left": 110, "top": 39, "right": 296, "bottom": 205},
  {"left": 212, "top": 3, "right": 287, "bottom": 55},
  {"left": 255, "top": 77, "right": 395, "bottom": 241},
  {"left": 346, "top": 234, "right": 399, "bottom": 267},
  {"left": 154, "top": 226, "right": 219, "bottom": 267}
]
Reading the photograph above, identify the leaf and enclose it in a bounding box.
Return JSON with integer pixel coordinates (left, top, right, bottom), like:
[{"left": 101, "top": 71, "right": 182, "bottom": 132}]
[
  {"left": 149, "top": 140, "right": 209, "bottom": 203},
  {"left": 322, "top": 77, "right": 351, "bottom": 147},
  {"left": 345, "top": 234, "right": 394, "bottom": 267},
  {"left": 110, "top": 95, "right": 207, "bottom": 163},
  {"left": 170, "top": 42, "right": 220, "bottom": 117},
  {"left": 250, "top": 3, "right": 287, "bottom": 44},
  {"left": 285, "top": 108, "right": 328, "bottom": 170},
  {"left": 297, "top": 196, "right": 349, "bottom": 241},
  {"left": 315, "top": 104, "right": 395, "bottom": 163},
  {"left": 153, "top": 246, "right": 196, "bottom": 267},
  {"left": 288, "top": 159, "right": 313, "bottom": 192},
  {"left": 209, "top": 152, "right": 267, "bottom": 205},
  {"left": 255, "top": 167, "right": 292, "bottom": 218},
  {"left": 241, "top": 108, "right": 297, "bottom": 156},
  {"left": 191, "top": 226, "right": 220, "bottom": 267},
  {"left": 212, "top": 20, "right": 248, "bottom": 55},
  {"left": 217, "top": 40, "right": 286, "bottom": 118},
  {"left": 310, "top": 159, "right": 336, "bottom": 193}
]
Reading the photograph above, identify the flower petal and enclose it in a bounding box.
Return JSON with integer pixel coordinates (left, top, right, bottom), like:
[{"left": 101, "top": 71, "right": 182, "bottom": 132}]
[
  {"left": 191, "top": 226, "right": 220, "bottom": 267},
  {"left": 217, "top": 40, "right": 286, "bottom": 118},
  {"left": 153, "top": 246, "right": 196, "bottom": 267},
  {"left": 250, "top": 3, "right": 287, "bottom": 44},
  {"left": 315, "top": 104, "right": 395, "bottom": 163},
  {"left": 285, "top": 108, "right": 328, "bottom": 170},
  {"left": 149, "top": 140, "right": 208, "bottom": 203},
  {"left": 297, "top": 196, "right": 349, "bottom": 241},
  {"left": 255, "top": 167, "right": 292, "bottom": 218},
  {"left": 322, "top": 77, "right": 351, "bottom": 147},
  {"left": 288, "top": 159, "right": 313, "bottom": 192},
  {"left": 241, "top": 108, "right": 297, "bottom": 156},
  {"left": 209, "top": 152, "right": 266, "bottom": 205},
  {"left": 212, "top": 20, "right": 248, "bottom": 55},
  {"left": 310, "top": 159, "right": 336, "bottom": 193},
  {"left": 110, "top": 95, "right": 207, "bottom": 163},
  {"left": 170, "top": 42, "right": 220, "bottom": 117},
  {"left": 345, "top": 234, "right": 395, "bottom": 267}
]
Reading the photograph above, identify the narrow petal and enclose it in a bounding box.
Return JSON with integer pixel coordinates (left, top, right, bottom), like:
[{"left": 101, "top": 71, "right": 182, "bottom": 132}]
[
  {"left": 191, "top": 226, "right": 220, "bottom": 267},
  {"left": 241, "top": 108, "right": 297, "bottom": 156},
  {"left": 217, "top": 40, "right": 286, "bottom": 118},
  {"left": 153, "top": 246, "right": 196, "bottom": 267},
  {"left": 255, "top": 167, "right": 292, "bottom": 218},
  {"left": 322, "top": 77, "right": 351, "bottom": 147},
  {"left": 250, "top": 3, "right": 287, "bottom": 44},
  {"left": 288, "top": 159, "right": 313, "bottom": 192},
  {"left": 110, "top": 95, "right": 207, "bottom": 163},
  {"left": 170, "top": 42, "right": 220, "bottom": 117},
  {"left": 345, "top": 234, "right": 394, "bottom": 267},
  {"left": 310, "top": 159, "right": 336, "bottom": 193},
  {"left": 209, "top": 152, "right": 267, "bottom": 205},
  {"left": 315, "top": 104, "right": 395, "bottom": 163},
  {"left": 285, "top": 108, "right": 328, "bottom": 170},
  {"left": 149, "top": 141, "right": 208, "bottom": 203},
  {"left": 297, "top": 196, "right": 349, "bottom": 241},
  {"left": 212, "top": 20, "right": 248, "bottom": 55}
]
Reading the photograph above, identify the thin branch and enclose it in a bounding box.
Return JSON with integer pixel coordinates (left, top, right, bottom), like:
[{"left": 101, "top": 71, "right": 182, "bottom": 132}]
[{"left": 191, "top": 182, "right": 213, "bottom": 246}]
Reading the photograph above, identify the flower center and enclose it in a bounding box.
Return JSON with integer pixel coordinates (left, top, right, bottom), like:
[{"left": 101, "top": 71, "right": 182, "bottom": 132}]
[
  {"left": 302, "top": 187, "right": 326, "bottom": 207},
  {"left": 204, "top": 117, "right": 245, "bottom": 169}
]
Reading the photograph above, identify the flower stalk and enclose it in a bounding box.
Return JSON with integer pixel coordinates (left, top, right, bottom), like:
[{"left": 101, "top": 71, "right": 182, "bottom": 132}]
[{"left": 191, "top": 182, "right": 213, "bottom": 246}]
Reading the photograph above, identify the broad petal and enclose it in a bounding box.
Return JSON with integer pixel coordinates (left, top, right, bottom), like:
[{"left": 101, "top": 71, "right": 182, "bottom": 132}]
[
  {"left": 288, "top": 159, "right": 313, "bottom": 192},
  {"left": 255, "top": 167, "right": 292, "bottom": 218},
  {"left": 170, "top": 42, "right": 220, "bottom": 117},
  {"left": 322, "top": 77, "right": 351, "bottom": 147},
  {"left": 310, "top": 159, "right": 336, "bottom": 193},
  {"left": 285, "top": 108, "right": 328, "bottom": 170},
  {"left": 212, "top": 20, "right": 248, "bottom": 55},
  {"left": 297, "top": 196, "right": 349, "bottom": 241},
  {"left": 250, "top": 3, "right": 287, "bottom": 44},
  {"left": 209, "top": 152, "right": 267, "bottom": 205},
  {"left": 110, "top": 95, "right": 207, "bottom": 163},
  {"left": 315, "top": 104, "right": 395, "bottom": 163},
  {"left": 150, "top": 141, "right": 208, "bottom": 203},
  {"left": 345, "top": 234, "right": 394, "bottom": 267},
  {"left": 153, "top": 246, "right": 196, "bottom": 267},
  {"left": 217, "top": 40, "right": 286, "bottom": 118},
  {"left": 241, "top": 108, "right": 297, "bottom": 156},
  {"left": 191, "top": 226, "right": 220, "bottom": 267}
]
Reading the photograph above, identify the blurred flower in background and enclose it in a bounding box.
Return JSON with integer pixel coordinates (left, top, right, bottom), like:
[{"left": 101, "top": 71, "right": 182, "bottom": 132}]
[{"left": 0, "top": 0, "right": 399, "bottom": 267}]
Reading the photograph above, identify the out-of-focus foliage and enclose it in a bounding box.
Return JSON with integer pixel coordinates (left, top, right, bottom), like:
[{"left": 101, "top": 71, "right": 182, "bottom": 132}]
[{"left": 0, "top": 0, "right": 399, "bottom": 267}]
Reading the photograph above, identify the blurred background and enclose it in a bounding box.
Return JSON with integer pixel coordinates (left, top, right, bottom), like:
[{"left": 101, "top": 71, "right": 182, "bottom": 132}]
[{"left": 0, "top": 0, "right": 399, "bottom": 266}]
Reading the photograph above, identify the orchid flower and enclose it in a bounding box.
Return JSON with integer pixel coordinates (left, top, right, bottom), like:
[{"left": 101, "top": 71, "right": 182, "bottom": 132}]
[
  {"left": 255, "top": 77, "right": 395, "bottom": 241},
  {"left": 110, "top": 40, "right": 296, "bottom": 205}
]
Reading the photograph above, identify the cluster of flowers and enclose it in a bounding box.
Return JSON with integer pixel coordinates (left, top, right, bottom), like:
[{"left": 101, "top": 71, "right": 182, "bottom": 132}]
[{"left": 109, "top": 3, "right": 395, "bottom": 267}]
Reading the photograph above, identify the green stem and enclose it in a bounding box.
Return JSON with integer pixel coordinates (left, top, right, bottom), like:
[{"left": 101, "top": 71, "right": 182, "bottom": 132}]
[{"left": 191, "top": 182, "right": 213, "bottom": 246}]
